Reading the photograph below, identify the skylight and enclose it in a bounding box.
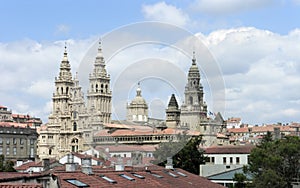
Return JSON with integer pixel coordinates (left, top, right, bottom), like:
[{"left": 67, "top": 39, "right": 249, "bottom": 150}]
[
  {"left": 119, "top": 174, "right": 135, "bottom": 181},
  {"left": 131, "top": 173, "right": 145, "bottom": 179},
  {"left": 176, "top": 171, "right": 187, "bottom": 177},
  {"left": 65, "top": 179, "right": 89, "bottom": 187},
  {"left": 165, "top": 171, "right": 178, "bottom": 178},
  {"left": 172, "top": 169, "right": 187, "bottom": 177},
  {"left": 149, "top": 173, "right": 163, "bottom": 178},
  {"left": 100, "top": 175, "right": 117, "bottom": 184}
]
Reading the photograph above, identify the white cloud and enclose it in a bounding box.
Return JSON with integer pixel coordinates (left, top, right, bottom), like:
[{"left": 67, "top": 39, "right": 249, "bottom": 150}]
[
  {"left": 0, "top": 38, "right": 94, "bottom": 122},
  {"left": 142, "top": 2, "right": 190, "bottom": 27},
  {"left": 3, "top": 25, "right": 300, "bottom": 126},
  {"left": 201, "top": 27, "right": 300, "bottom": 124},
  {"left": 191, "top": 0, "right": 274, "bottom": 15}
]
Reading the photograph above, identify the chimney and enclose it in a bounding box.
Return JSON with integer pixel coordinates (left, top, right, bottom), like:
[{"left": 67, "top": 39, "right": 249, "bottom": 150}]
[
  {"left": 43, "top": 158, "right": 50, "bottom": 171},
  {"left": 274, "top": 127, "right": 281, "bottom": 140},
  {"left": 65, "top": 153, "right": 77, "bottom": 172},
  {"left": 81, "top": 156, "right": 93, "bottom": 175},
  {"left": 165, "top": 157, "right": 173, "bottom": 169},
  {"left": 114, "top": 157, "right": 124, "bottom": 171},
  {"left": 16, "top": 160, "right": 23, "bottom": 167}
]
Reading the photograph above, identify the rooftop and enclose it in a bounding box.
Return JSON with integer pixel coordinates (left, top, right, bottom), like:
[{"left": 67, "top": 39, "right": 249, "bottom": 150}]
[
  {"left": 204, "top": 145, "right": 255, "bottom": 154},
  {"left": 54, "top": 165, "right": 224, "bottom": 188}
]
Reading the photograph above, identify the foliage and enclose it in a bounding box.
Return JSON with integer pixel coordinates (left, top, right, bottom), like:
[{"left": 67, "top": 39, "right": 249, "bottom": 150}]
[
  {"left": 233, "top": 173, "right": 247, "bottom": 188},
  {"left": 245, "top": 136, "right": 300, "bottom": 188},
  {"left": 0, "top": 154, "right": 16, "bottom": 172},
  {"left": 153, "top": 133, "right": 206, "bottom": 175}
]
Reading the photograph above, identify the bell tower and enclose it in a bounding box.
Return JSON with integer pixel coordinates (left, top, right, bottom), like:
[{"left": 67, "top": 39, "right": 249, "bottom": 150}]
[
  {"left": 87, "top": 41, "right": 112, "bottom": 124},
  {"left": 180, "top": 52, "right": 207, "bottom": 131}
]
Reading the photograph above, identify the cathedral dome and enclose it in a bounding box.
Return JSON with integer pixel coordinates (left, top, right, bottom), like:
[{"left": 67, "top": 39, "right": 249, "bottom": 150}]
[{"left": 131, "top": 86, "right": 147, "bottom": 105}]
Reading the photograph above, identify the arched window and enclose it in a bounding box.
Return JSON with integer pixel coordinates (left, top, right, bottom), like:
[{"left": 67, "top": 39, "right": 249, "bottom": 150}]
[
  {"left": 66, "top": 87, "right": 69, "bottom": 94},
  {"left": 71, "top": 138, "right": 79, "bottom": 152},
  {"left": 95, "top": 84, "right": 98, "bottom": 92},
  {"left": 73, "top": 111, "right": 77, "bottom": 119},
  {"left": 61, "top": 87, "right": 63, "bottom": 94},
  {"left": 73, "top": 122, "right": 77, "bottom": 131},
  {"left": 49, "top": 149, "right": 52, "bottom": 155}
]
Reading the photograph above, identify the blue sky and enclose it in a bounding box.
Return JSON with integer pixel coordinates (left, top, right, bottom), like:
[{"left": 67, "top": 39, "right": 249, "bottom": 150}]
[
  {"left": 1, "top": 0, "right": 300, "bottom": 42},
  {"left": 1, "top": 0, "right": 300, "bottom": 125}
]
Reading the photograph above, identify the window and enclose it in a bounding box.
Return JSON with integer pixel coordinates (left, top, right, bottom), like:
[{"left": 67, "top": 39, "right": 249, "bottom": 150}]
[
  {"left": 13, "top": 138, "right": 17, "bottom": 144},
  {"left": 0, "top": 147, "right": 2, "bottom": 155},
  {"left": 20, "top": 138, "right": 24, "bottom": 145},
  {"left": 30, "top": 147, "right": 34, "bottom": 157},
  {"left": 100, "top": 175, "right": 117, "bottom": 184},
  {"left": 73, "top": 122, "right": 77, "bottom": 131},
  {"left": 119, "top": 174, "right": 135, "bottom": 181},
  {"left": 30, "top": 139, "right": 35, "bottom": 144},
  {"left": 71, "top": 138, "right": 79, "bottom": 152},
  {"left": 236, "top": 157, "right": 240, "bottom": 164},
  {"left": 223, "top": 157, "right": 226, "bottom": 164},
  {"left": 13, "top": 147, "right": 17, "bottom": 155},
  {"left": 48, "top": 136, "right": 53, "bottom": 139},
  {"left": 65, "top": 179, "right": 89, "bottom": 187},
  {"left": 131, "top": 173, "right": 145, "bottom": 179},
  {"left": 6, "top": 138, "right": 10, "bottom": 145},
  {"left": 206, "top": 157, "right": 210, "bottom": 163},
  {"left": 6, "top": 147, "right": 10, "bottom": 155},
  {"left": 0, "top": 138, "right": 2, "bottom": 144},
  {"left": 211, "top": 157, "right": 215, "bottom": 163},
  {"left": 230, "top": 157, "right": 233, "bottom": 164}
]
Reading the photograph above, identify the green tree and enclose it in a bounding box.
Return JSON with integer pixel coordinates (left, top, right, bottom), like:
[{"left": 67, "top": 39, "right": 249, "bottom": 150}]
[
  {"left": 153, "top": 134, "right": 206, "bottom": 175},
  {"left": 245, "top": 136, "right": 300, "bottom": 188},
  {"left": 233, "top": 173, "right": 247, "bottom": 188},
  {"left": 0, "top": 155, "right": 16, "bottom": 172}
]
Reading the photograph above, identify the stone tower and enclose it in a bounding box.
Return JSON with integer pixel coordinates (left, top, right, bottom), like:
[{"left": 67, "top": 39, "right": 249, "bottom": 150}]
[
  {"left": 39, "top": 47, "right": 88, "bottom": 159},
  {"left": 126, "top": 83, "right": 148, "bottom": 123},
  {"left": 180, "top": 52, "right": 208, "bottom": 131},
  {"left": 166, "top": 94, "right": 181, "bottom": 129},
  {"left": 87, "top": 41, "right": 112, "bottom": 124}
]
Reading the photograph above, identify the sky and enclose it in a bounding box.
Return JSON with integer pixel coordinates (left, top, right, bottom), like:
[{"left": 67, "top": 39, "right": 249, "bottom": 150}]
[{"left": 1, "top": 0, "right": 300, "bottom": 125}]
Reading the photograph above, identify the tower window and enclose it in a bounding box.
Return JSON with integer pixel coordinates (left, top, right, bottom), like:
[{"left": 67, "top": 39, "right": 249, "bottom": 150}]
[
  {"left": 66, "top": 87, "right": 69, "bottom": 94},
  {"left": 95, "top": 84, "right": 98, "bottom": 92},
  {"left": 73, "top": 122, "right": 77, "bottom": 131},
  {"left": 189, "top": 96, "right": 193, "bottom": 105}
]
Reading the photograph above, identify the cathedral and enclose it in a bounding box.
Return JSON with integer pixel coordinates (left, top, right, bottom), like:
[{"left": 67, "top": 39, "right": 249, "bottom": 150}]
[{"left": 37, "top": 42, "right": 225, "bottom": 160}]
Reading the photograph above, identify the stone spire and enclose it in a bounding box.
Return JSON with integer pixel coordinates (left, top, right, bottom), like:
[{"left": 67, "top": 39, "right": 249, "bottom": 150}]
[
  {"left": 93, "top": 40, "right": 106, "bottom": 76},
  {"left": 168, "top": 94, "right": 179, "bottom": 109},
  {"left": 58, "top": 44, "right": 72, "bottom": 81},
  {"left": 166, "top": 94, "right": 181, "bottom": 129},
  {"left": 180, "top": 51, "right": 207, "bottom": 131}
]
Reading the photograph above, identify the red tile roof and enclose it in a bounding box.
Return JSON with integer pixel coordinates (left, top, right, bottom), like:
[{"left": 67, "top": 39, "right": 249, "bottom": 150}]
[
  {"left": 0, "top": 122, "right": 29, "bottom": 128},
  {"left": 0, "top": 172, "right": 44, "bottom": 181},
  {"left": 228, "top": 125, "right": 294, "bottom": 133},
  {"left": 204, "top": 145, "right": 255, "bottom": 154},
  {"left": 15, "top": 159, "right": 58, "bottom": 171},
  {"left": 96, "top": 144, "right": 157, "bottom": 152},
  {"left": 12, "top": 114, "right": 30, "bottom": 119},
  {"left": 95, "top": 127, "right": 200, "bottom": 137},
  {"left": 0, "top": 183, "right": 43, "bottom": 188},
  {"left": 54, "top": 165, "right": 224, "bottom": 188}
]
